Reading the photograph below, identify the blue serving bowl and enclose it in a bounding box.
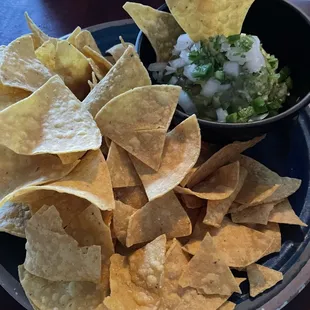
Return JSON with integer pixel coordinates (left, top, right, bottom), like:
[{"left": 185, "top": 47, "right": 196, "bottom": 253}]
[{"left": 136, "top": 0, "right": 310, "bottom": 143}]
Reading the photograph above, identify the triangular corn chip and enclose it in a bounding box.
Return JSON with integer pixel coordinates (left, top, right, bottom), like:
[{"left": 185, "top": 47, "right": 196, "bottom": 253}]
[
  {"left": 106, "top": 41, "right": 134, "bottom": 62},
  {"left": 67, "top": 26, "right": 82, "bottom": 45},
  {"left": 218, "top": 301, "right": 236, "bottom": 310},
  {"left": 0, "top": 83, "right": 30, "bottom": 112},
  {"left": 75, "top": 30, "right": 101, "bottom": 54},
  {"left": 113, "top": 186, "right": 148, "bottom": 209}
]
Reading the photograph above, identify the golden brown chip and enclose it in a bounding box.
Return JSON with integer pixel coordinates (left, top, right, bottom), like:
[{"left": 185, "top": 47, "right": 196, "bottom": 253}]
[
  {"left": 19, "top": 265, "right": 106, "bottom": 310},
  {"left": 126, "top": 191, "right": 191, "bottom": 247},
  {"left": 0, "top": 145, "right": 78, "bottom": 205},
  {"left": 0, "top": 202, "right": 31, "bottom": 238},
  {"left": 0, "top": 76, "right": 101, "bottom": 156},
  {"left": 75, "top": 30, "right": 101, "bottom": 54},
  {"left": 95, "top": 85, "right": 180, "bottom": 171},
  {"left": 247, "top": 264, "right": 283, "bottom": 297},
  {"left": 113, "top": 200, "right": 136, "bottom": 245},
  {"left": 57, "top": 151, "right": 86, "bottom": 165},
  {"left": 218, "top": 301, "right": 236, "bottom": 310},
  {"left": 175, "top": 161, "right": 240, "bottom": 200},
  {"left": 65, "top": 204, "right": 114, "bottom": 263},
  {"left": 180, "top": 194, "right": 205, "bottom": 209},
  {"left": 0, "top": 35, "right": 53, "bottom": 92},
  {"left": 204, "top": 166, "right": 248, "bottom": 227},
  {"left": 107, "top": 142, "right": 141, "bottom": 188},
  {"left": 179, "top": 232, "right": 240, "bottom": 295},
  {"left": 166, "top": 0, "right": 255, "bottom": 41},
  {"left": 83, "top": 46, "right": 151, "bottom": 117},
  {"left": 123, "top": 2, "right": 183, "bottom": 61},
  {"left": 24, "top": 206, "right": 102, "bottom": 283},
  {"left": 113, "top": 186, "right": 148, "bottom": 209},
  {"left": 106, "top": 41, "right": 135, "bottom": 62},
  {"left": 187, "top": 136, "right": 264, "bottom": 188},
  {"left": 131, "top": 115, "right": 200, "bottom": 201},
  {"left": 239, "top": 155, "right": 302, "bottom": 204},
  {"left": 0, "top": 83, "right": 30, "bottom": 112},
  {"left": 231, "top": 203, "right": 274, "bottom": 225},
  {"left": 269, "top": 199, "right": 307, "bottom": 226}
]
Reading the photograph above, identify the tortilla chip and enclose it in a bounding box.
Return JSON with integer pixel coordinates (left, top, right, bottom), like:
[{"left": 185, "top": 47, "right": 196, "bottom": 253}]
[
  {"left": 83, "top": 46, "right": 112, "bottom": 77},
  {"left": 0, "top": 145, "right": 78, "bottom": 205},
  {"left": 180, "top": 194, "right": 205, "bottom": 209},
  {"left": 126, "top": 191, "right": 191, "bottom": 247},
  {"left": 24, "top": 206, "right": 101, "bottom": 283},
  {"left": 239, "top": 155, "right": 302, "bottom": 204},
  {"left": 88, "top": 58, "right": 105, "bottom": 81},
  {"left": 57, "top": 151, "right": 86, "bottom": 165},
  {"left": 95, "top": 85, "right": 180, "bottom": 171},
  {"left": 113, "top": 200, "right": 136, "bottom": 245},
  {"left": 247, "top": 264, "right": 283, "bottom": 297},
  {"left": 179, "top": 232, "right": 240, "bottom": 295},
  {"left": 24, "top": 13, "right": 50, "bottom": 49},
  {"left": 113, "top": 186, "right": 148, "bottom": 209},
  {"left": 83, "top": 46, "right": 150, "bottom": 117},
  {"left": 131, "top": 115, "right": 200, "bottom": 201},
  {"left": 218, "top": 301, "right": 236, "bottom": 310},
  {"left": 0, "top": 202, "right": 31, "bottom": 238},
  {"left": 269, "top": 199, "right": 307, "bottom": 226},
  {"left": 0, "top": 35, "right": 53, "bottom": 92},
  {"left": 74, "top": 30, "right": 101, "bottom": 54},
  {"left": 67, "top": 26, "right": 82, "bottom": 45},
  {"left": 250, "top": 223, "right": 281, "bottom": 256},
  {"left": 231, "top": 203, "right": 274, "bottom": 225},
  {"left": 175, "top": 161, "right": 240, "bottom": 200},
  {"left": 207, "top": 218, "right": 273, "bottom": 268},
  {"left": 107, "top": 142, "right": 141, "bottom": 188},
  {"left": 166, "top": 0, "right": 254, "bottom": 41},
  {"left": 19, "top": 265, "right": 106, "bottom": 310},
  {"left": 187, "top": 136, "right": 264, "bottom": 188},
  {"left": 0, "top": 76, "right": 101, "bottom": 155},
  {"left": 204, "top": 166, "right": 248, "bottom": 227},
  {"left": 106, "top": 41, "right": 135, "bottom": 62},
  {"left": 123, "top": 2, "right": 183, "bottom": 62},
  {"left": 65, "top": 204, "right": 114, "bottom": 262},
  {"left": 0, "top": 83, "right": 30, "bottom": 112},
  {"left": 104, "top": 235, "right": 166, "bottom": 309},
  {"left": 35, "top": 38, "right": 57, "bottom": 71}
]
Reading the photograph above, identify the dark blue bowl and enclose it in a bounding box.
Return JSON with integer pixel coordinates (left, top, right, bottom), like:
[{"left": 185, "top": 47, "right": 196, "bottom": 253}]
[{"left": 136, "top": 0, "right": 310, "bottom": 143}]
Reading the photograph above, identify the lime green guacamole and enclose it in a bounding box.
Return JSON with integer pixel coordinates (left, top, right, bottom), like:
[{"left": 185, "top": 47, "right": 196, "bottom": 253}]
[{"left": 149, "top": 34, "right": 292, "bottom": 123}]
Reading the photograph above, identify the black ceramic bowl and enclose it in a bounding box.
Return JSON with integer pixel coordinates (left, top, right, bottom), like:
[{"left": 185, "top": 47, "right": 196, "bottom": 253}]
[{"left": 136, "top": 0, "right": 310, "bottom": 143}]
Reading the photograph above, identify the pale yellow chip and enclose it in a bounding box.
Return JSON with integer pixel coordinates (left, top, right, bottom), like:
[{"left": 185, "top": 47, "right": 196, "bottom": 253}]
[
  {"left": 130, "top": 115, "right": 200, "bottom": 201},
  {"left": 106, "top": 41, "right": 135, "bottom": 62},
  {"left": 175, "top": 161, "right": 240, "bottom": 200},
  {"left": 166, "top": 0, "right": 255, "bottom": 41},
  {"left": 19, "top": 265, "right": 106, "bottom": 310},
  {"left": 75, "top": 30, "right": 101, "bottom": 54},
  {"left": 187, "top": 136, "right": 264, "bottom": 188},
  {"left": 57, "top": 151, "right": 86, "bottom": 165},
  {"left": 113, "top": 200, "right": 136, "bottom": 245},
  {"left": 35, "top": 38, "right": 57, "bottom": 71},
  {"left": 113, "top": 186, "right": 148, "bottom": 209},
  {"left": 231, "top": 203, "right": 274, "bottom": 225},
  {"left": 247, "top": 264, "right": 283, "bottom": 297},
  {"left": 83, "top": 45, "right": 151, "bottom": 117},
  {"left": 88, "top": 58, "right": 105, "bottom": 81},
  {"left": 126, "top": 191, "right": 191, "bottom": 247},
  {"left": 204, "top": 166, "right": 248, "bottom": 227},
  {"left": 0, "top": 76, "right": 101, "bottom": 156},
  {"left": 0, "top": 145, "right": 79, "bottom": 205},
  {"left": 0, "top": 83, "right": 30, "bottom": 112},
  {"left": 95, "top": 85, "right": 180, "bottom": 171},
  {"left": 179, "top": 232, "right": 240, "bottom": 295},
  {"left": 24, "top": 206, "right": 102, "bottom": 283},
  {"left": 269, "top": 199, "right": 307, "bottom": 226},
  {"left": 67, "top": 26, "right": 82, "bottom": 45},
  {"left": 123, "top": 2, "right": 183, "bottom": 61},
  {"left": 24, "top": 12, "right": 50, "bottom": 49},
  {"left": 65, "top": 204, "right": 114, "bottom": 263},
  {"left": 0, "top": 202, "right": 31, "bottom": 238},
  {"left": 239, "top": 155, "right": 302, "bottom": 204},
  {"left": 0, "top": 35, "right": 53, "bottom": 92},
  {"left": 107, "top": 142, "right": 141, "bottom": 188}
]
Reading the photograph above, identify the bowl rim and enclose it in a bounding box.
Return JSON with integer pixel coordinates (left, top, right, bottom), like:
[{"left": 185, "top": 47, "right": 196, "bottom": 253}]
[{"left": 135, "top": 0, "right": 310, "bottom": 128}]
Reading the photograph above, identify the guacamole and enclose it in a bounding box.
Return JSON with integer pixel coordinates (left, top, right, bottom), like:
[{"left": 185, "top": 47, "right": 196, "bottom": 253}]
[{"left": 149, "top": 34, "right": 292, "bottom": 123}]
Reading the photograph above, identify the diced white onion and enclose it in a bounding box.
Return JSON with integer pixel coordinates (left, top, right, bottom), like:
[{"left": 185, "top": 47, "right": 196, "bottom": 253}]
[
  {"left": 226, "top": 47, "right": 247, "bottom": 65},
  {"left": 179, "top": 50, "right": 191, "bottom": 65},
  {"left": 174, "top": 34, "right": 194, "bottom": 54},
  {"left": 157, "top": 71, "right": 164, "bottom": 81},
  {"left": 216, "top": 108, "right": 228, "bottom": 122},
  {"left": 200, "top": 78, "right": 221, "bottom": 97},
  {"left": 165, "top": 65, "right": 177, "bottom": 75},
  {"left": 169, "top": 58, "right": 187, "bottom": 69},
  {"left": 221, "top": 42, "right": 231, "bottom": 52},
  {"left": 183, "top": 64, "right": 198, "bottom": 82},
  {"left": 223, "top": 61, "right": 240, "bottom": 77},
  {"left": 244, "top": 36, "right": 265, "bottom": 73},
  {"left": 178, "top": 90, "right": 197, "bottom": 115},
  {"left": 190, "top": 42, "right": 201, "bottom": 52},
  {"left": 249, "top": 113, "right": 269, "bottom": 122},
  {"left": 168, "top": 76, "right": 178, "bottom": 85},
  {"left": 219, "top": 84, "right": 231, "bottom": 92},
  {"left": 148, "top": 62, "right": 167, "bottom": 72}
]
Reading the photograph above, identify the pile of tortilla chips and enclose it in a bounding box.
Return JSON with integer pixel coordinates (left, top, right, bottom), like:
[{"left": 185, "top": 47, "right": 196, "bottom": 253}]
[{"left": 0, "top": 8, "right": 307, "bottom": 310}]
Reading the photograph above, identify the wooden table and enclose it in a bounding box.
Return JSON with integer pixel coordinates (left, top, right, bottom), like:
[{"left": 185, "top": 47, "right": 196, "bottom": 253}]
[{"left": 0, "top": 0, "right": 310, "bottom": 309}]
